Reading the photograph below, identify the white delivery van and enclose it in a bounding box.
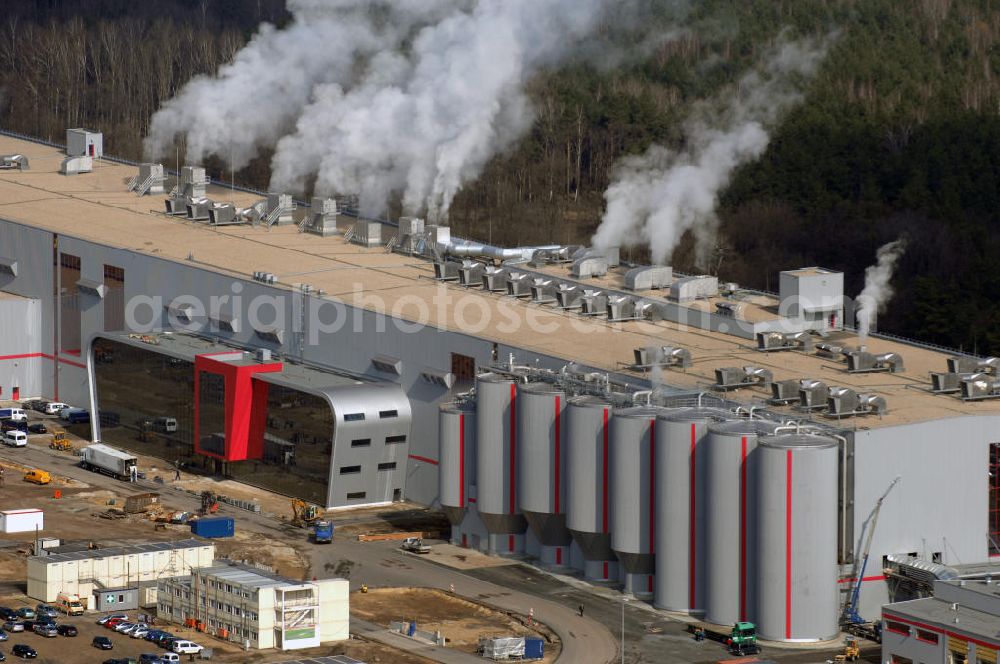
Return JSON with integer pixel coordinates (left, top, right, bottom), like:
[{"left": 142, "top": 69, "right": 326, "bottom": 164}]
[
  {"left": 154, "top": 417, "right": 177, "bottom": 433},
  {"left": 44, "top": 402, "right": 68, "bottom": 415},
  {"left": 170, "top": 641, "right": 203, "bottom": 654},
  {"left": 2, "top": 430, "right": 27, "bottom": 447},
  {"left": 0, "top": 408, "right": 26, "bottom": 422}
]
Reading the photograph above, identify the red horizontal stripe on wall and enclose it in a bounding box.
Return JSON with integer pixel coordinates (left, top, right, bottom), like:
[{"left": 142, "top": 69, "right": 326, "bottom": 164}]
[{"left": 408, "top": 454, "right": 439, "bottom": 466}]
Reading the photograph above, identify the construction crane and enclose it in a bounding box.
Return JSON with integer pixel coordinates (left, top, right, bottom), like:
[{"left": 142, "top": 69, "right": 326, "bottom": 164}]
[
  {"left": 842, "top": 476, "right": 901, "bottom": 629},
  {"left": 291, "top": 499, "right": 319, "bottom": 527}
]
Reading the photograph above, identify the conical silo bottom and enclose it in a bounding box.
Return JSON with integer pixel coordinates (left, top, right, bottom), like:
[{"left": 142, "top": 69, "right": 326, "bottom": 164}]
[
  {"left": 570, "top": 529, "right": 619, "bottom": 582},
  {"left": 616, "top": 551, "right": 654, "bottom": 599}
]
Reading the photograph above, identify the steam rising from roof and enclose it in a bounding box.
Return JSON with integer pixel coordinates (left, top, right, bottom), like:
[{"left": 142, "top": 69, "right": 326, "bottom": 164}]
[{"left": 856, "top": 238, "right": 907, "bottom": 342}]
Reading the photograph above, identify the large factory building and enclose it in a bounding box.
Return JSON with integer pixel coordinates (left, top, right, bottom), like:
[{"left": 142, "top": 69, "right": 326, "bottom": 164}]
[{"left": 2, "top": 133, "right": 1000, "bottom": 641}]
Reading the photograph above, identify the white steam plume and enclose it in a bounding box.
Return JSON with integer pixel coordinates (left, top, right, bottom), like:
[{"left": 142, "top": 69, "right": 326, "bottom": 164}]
[
  {"left": 144, "top": 0, "right": 469, "bottom": 169},
  {"left": 269, "top": 0, "right": 627, "bottom": 220},
  {"left": 591, "top": 35, "right": 831, "bottom": 266},
  {"left": 855, "top": 239, "right": 907, "bottom": 342}
]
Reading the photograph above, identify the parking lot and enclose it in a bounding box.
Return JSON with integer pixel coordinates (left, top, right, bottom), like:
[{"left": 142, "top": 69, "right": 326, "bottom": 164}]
[{"left": 0, "top": 608, "right": 206, "bottom": 664}]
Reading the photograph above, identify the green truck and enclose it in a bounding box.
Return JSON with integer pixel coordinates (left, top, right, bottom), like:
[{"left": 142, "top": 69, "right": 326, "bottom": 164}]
[{"left": 726, "top": 622, "right": 760, "bottom": 656}]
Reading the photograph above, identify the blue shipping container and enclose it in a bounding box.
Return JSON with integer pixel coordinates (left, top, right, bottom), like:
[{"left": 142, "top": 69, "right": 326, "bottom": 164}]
[
  {"left": 190, "top": 516, "right": 235, "bottom": 538},
  {"left": 524, "top": 637, "right": 544, "bottom": 660}
]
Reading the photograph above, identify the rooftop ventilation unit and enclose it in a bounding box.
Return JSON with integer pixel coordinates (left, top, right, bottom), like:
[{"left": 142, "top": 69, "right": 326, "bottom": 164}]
[
  {"left": 371, "top": 354, "right": 402, "bottom": 375},
  {"left": 623, "top": 265, "right": 672, "bottom": 291},
  {"left": 209, "top": 312, "right": 239, "bottom": 334},
  {"left": 846, "top": 351, "right": 905, "bottom": 373},
  {"left": 930, "top": 372, "right": 974, "bottom": 394},
  {"left": 825, "top": 387, "right": 888, "bottom": 417},
  {"left": 571, "top": 253, "right": 608, "bottom": 279},
  {"left": 506, "top": 271, "right": 531, "bottom": 298},
  {"left": 527, "top": 246, "right": 574, "bottom": 267},
  {"left": 351, "top": 220, "right": 383, "bottom": 248},
  {"left": 304, "top": 197, "right": 338, "bottom": 237},
  {"left": 207, "top": 203, "right": 242, "bottom": 226},
  {"left": 632, "top": 345, "right": 692, "bottom": 370},
  {"left": 262, "top": 193, "right": 295, "bottom": 227},
  {"left": 482, "top": 266, "right": 509, "bottom": 292},
  {"left": 670, "top": 275, "right": 719, "bottom": 301},
  {"left": 714, "top": 366, "right": 773, "bottom": 391},
  {"left": 579, "top": 289, "right": 608, "bottom": 316},
  {"left": 434, "top": 261, "right": 460, "bottom": 281},
  {"left": 76, "top": 278, "right": 106, "bottom": 298},
  {"left": 458, "top": 260, "right": 485, "bottom": 287},
  {"left": 606, "top": 295, "right": 638, "bottom": 321},
  {"left": 252, "top": 272, "right": 278, "bottom": 285},
  {"left": 715, "top": 302, "right": 743, "bottom": 318},
  {"left": 186, "top": 198, "right": 212, "bottom": 221},
  {"left": 555, "top": 284, "right": 582, "bottom": 310},
  {"left": 0, "top": 154, "right": 29, "bottom": 171},
  {"left": 757, "top": 331, "right": 814, "bottom": 352},
  {"left": 815, "top": 343, "right": 847, "bottom": 360},
  {"left": 769, "top": 379, "right": 801, "bottom": 404},
  {"left": 128, "top": 163, "right": 165, "bottom": 196},
  {"left": 960, "top": 375, "right": 1000, "bottom": 401},
  {"left": 798, "top": 379, "right": 828, "bottom": 410},
  {"left": 947, "top": 355, "right": 1000, "bottom": 375},
  {"left": 59, "top": 155, "right": 92, "bottom": 176},
  {"left": 397, "top": 216, "right": 424, "bottom": 253},
  {"left": 530, "top": 278, "right": 557, "bottom": 304},
  {"left": 178, "top": 166, "right": 208, "bottom": 199}
]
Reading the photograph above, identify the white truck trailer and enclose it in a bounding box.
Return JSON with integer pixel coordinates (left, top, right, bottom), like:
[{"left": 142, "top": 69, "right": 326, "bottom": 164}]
[{"left": 81, "top": 443, "right": 137, "bottom": 481}]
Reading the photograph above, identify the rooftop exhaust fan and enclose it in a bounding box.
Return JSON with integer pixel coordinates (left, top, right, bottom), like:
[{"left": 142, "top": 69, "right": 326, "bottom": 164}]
[
  {"left": 623, "top": 265, "right": 672, "bottom": 291},
  {"left": 825, "top": 387, "right": 887, "bottom": 417},
  {"left": 798, "top": 379, "right": 828, "bottom": 410},
  {"left": 458, "top": 260, "right": 485, "bottom": 287},
  {"left": 579, "top": 289, "right": 608, "bottom": 316},
  {"left": 482, "top": 266, "right": 509, "bottom": 292},
  {"left": 846, "top": 351, "right": 905, "bottom": 373},
  {"left": 632, "top": 345, "right": 692, "bottom": 370},
  {"left": 506, "top": 271, "right": 532, "bottom": 298},
  {"left": 757, "top": 331, "right": 814, "bottom": 352},
  {"left": 960, "top": 375, "right": 1000, "bottom": 401},
  {"left": 769, "top": 379, "right": 801, "bottom": 404},
  {"left": 714, "top": 366, "right": 773, "bottom": 391},
  {"left": 0, "top": 154, "right": 29, "bottom": 171},
  {"left": 571, "top": 253, "right": 609, "bottom": 279},
  {"left": 555, "top": 284, "right": 583, "bottom": 310},
  {"left": 530, "top": 278, "right": 557, "bottom": 304},
  {"left": 434, "top": 261, "right": 460, "bottom": 281}
]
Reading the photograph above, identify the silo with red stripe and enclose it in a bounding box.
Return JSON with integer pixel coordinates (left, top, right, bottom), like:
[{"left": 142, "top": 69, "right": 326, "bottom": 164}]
[
  {"left": 566, "top": 396, "right": 619, "bottom": 582},
  {"left": 439, "top": 401, "right": 476, "bottom": 546},
  {"left": 476, "top": 373, "right": 527, "bottom": 555},
  {"left": 755, "top": 433, "right": 839, "bottom": 642},
  {"left": 517, "top": 382, "right": 571, "bottom": 568}
]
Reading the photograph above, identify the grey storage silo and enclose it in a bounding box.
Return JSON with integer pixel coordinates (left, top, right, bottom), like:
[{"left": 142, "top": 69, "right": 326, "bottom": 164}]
[
  {"left": 702, "top": 419, "right": 779, "bottom": 626},
  {"left": 517, "top": 382, "right": 572, "bottom": 567},
  {"left": 476, "top": 373, "right": 527, "bottom": 554},
  {"left": 754, "top": 433, "right": 839, "bottom": 642},
  {"left": 439, "top": 402, "right": 476, "bottom": 545},
  {"left": 611, "top": 406, "right": 663, "bottom": 598},
  {"left": 566, "top": 396, "right": 619, "bottom": 582},
  {"left": 654, "top": 408, "right": 727, "bottom": 613}
]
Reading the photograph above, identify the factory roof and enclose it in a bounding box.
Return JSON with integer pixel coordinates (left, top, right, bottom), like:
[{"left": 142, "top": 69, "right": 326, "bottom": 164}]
[
  {"left": 30, "top": 539, "right": 209, "bottom": 564},
  {"left": 0, "top": 135, "right": 998, "bottom": 428},
  {"left": 884, "top": 596, "right": 1000, "bottom": 646}
]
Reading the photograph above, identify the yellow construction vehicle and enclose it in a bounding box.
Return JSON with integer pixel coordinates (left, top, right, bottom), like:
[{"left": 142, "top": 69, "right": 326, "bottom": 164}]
[
  {"left": 834, "top": 637, "right": 861, "bottom": 662},
  {"left": 49, "top": 430, "right": 73, "bottom": 451},
  {"left": 291, "top": 499, "right": 319, "bottom": 527}
]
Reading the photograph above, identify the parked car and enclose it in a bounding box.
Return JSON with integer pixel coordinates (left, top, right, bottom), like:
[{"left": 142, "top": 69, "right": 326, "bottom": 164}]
[
  {"left": 92, "top": 635, "right": 113, "bottom": 650},
  {"left": 23, "top": 470, "right": 50, "bottom": 485},
  {"left": 170, "top": 640, "right": 203, "bottom": 655},
  {"left": 43, "top": 403, "right": 68, "bottom": 415},
  {"left": 55, "top": 624, "right": 76, "bottom": 637},
  {"left": 105, "top": 618, "right": 128, "bottom": 629},
  {"left": 97, "top": 614, "right": 128, "bottom": 626},
  {"left": 153, "top": 634, "right": 177, "bottom": 648},
  {"left": 160, "top": 654, "right": 180, "bottom": 663},
  {"left": 1, "top": 431, "right": 27, "bottom": 447},
  {"left": 142, "top": 630, "right": 165, "bottom": 642},
  {"left": 0, "top": 609, "right": 16, "bottom": 621},
  {"left": 33, "top": 606, "right": 56, "bottom": 620},
  {"left": 31, "top": 624, "right": 56, "bottom": 638},
  {"left": 0, "top": 629, "right": 8, "bottom": 641},
  {"left": 113, "top": 622, "right": 135, "bottom": 633},
  {"left": 0, "top": 421, "right": 25, "bottom": 433},
  {"left": 130, "top": 626, "right": 150, "bottom": 639},
  {"left": 0, "top": 409, "right": 26, "bottom": 422},
  {"left": 138, "top": 654, "right": 163, "bottom": 664},
  {"left": 2, "top": 622, "right": 23, "bottom": 633},
  {"left": 14, "top": 609, "right": 34, "bottom": 621},
  {"left": 26, "top": 424, "right": 46, "bottom": 434},
  {"left": 10, "top": 645, "right": 35, "bottom": 659},
  {"left": 123, "top": 624, "right": 148, "bottom": 636}
]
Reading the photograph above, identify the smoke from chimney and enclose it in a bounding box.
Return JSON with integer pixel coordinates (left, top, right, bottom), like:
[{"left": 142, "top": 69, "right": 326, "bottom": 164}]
[
  {"left": 856, "top": 238, "right": 907, "bottom": 342},
  {"left": 591, "top": 35, "right": 832, "bottom": 267}
]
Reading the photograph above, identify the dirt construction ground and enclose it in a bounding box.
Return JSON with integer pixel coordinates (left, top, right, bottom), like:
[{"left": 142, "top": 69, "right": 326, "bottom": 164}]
[{"left": 352, "top": 587, "right": 561, "bottom": 662}]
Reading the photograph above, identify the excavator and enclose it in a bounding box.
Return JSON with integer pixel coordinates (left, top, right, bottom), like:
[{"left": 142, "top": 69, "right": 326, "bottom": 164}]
[{"left": 291, "top": 499, "right": 319, "bottom": 527}]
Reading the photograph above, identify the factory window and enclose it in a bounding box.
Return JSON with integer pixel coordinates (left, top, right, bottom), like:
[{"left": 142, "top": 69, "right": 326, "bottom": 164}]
[
  {"left": 103, "top": 264, "right": 125, "bottom": 331},
  {"left": 991, "top": 443, "right": 1000, "bottom": 555},
  {"left": 916, "top": 629, "right": 939, "bottom": 644},
  {"left": 378, "top": 462, "right": 397, "bottom": 471},
  {"left": 386, "top": 435, "right": 407, "bottom": 444},
  {"left": 885, "top": 620, "right": 911, "bottom": 636},
  {"left": 351, "top": 439, "right": 372, "bottom": 448},
  {"left": 343, "top": 412, "right": 365, "bottom": 422},
  {"left": 347, "top": 491, "right": 366, "bottom": 500},
  {"left": 379, "top": 409, "right": 398, "bottom": 419},
  {"left": 340, "top": 465, "right": 361, "bottom": 475},
  {"left": 451, "top": 353, "right": 476, "bottom": 382}
]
